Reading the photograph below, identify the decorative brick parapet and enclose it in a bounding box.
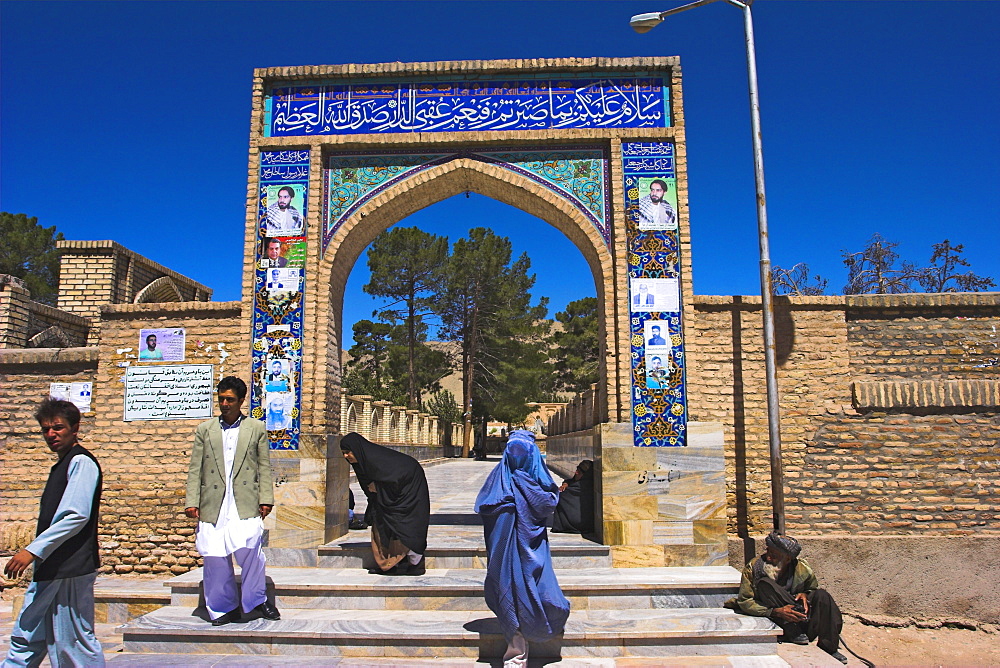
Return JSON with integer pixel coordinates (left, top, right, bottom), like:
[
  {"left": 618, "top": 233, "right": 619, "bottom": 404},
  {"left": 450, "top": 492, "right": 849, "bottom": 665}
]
[
  {"left": 846, "top": 292, "right": 1000, "bottom": 309},
  {"left": 853, "top": 379, "right": 1000, "bottom": 410},
  {"left": 253, "top": 57, "right": 679, "bottom": 83},
  {"left": 0, "top": 347, "right": 99, "bottom": 368},
  {"left": 100, "top": 301, "right": 242, "bottom": 318}
]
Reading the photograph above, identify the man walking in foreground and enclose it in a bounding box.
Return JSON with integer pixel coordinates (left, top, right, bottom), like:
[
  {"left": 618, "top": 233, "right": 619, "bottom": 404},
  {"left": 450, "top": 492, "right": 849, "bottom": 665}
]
[
  {"left": 729, "top": 532, "right": 848, "bottom": 664},
  {"left": 185, "top": 376, "right": 280, "bottom": 626},
  {"left": 3, "top": 398, "right": 105, "bottom": 667}
]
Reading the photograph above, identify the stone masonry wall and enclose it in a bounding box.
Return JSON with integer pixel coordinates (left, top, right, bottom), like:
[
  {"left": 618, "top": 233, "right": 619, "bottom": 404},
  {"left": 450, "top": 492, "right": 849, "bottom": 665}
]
[
  {"left": 0, "top": 348, "right": 99, "bottom": 550},
  {"left": 85, "top": 302, "right": 245, "bottom": 574},
  {"left": 685, "top": 293, "right": 1000, "bottom": 537}
]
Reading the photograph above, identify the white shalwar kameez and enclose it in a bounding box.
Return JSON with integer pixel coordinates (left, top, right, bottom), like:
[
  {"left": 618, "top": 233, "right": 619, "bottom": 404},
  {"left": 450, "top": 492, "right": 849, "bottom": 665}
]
[{"left": 195, "top": 418, "right": 268, "bottom": 620}]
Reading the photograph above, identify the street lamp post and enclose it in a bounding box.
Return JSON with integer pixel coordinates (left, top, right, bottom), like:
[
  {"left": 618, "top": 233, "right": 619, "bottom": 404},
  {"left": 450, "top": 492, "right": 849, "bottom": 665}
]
[{"left": 631, "top": 0, "right": 785, "bottom": 534}]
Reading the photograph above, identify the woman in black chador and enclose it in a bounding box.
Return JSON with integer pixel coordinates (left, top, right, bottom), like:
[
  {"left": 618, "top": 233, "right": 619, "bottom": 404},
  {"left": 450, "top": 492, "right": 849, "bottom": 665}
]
[
  {"left": 340, "top": 433, "right": 430, "bottom": 575},
  {"left": 551, "top": 460, "right": 595, "bottom": 535}
]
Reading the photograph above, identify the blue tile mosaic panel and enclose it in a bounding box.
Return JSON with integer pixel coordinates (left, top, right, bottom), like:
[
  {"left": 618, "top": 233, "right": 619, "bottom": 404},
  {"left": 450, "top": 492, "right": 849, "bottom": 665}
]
[
  {"left": 266, "top": 76, "right": 669, "bottom": 136},
  {"left": 323, "top": 147, "right": 609, "bottom": 253},
  {"left": 623, "top": 142, "right": 688, "bottom": 447},
  {"left": 251, "top": 150, "right": 309, "bottom": 450}
]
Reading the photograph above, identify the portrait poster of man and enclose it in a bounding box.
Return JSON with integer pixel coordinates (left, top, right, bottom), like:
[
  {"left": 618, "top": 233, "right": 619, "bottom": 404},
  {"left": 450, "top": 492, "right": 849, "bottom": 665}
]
[
  {"left": 645, "top": 354, "right": 671, "bottom": 390},
  {"left": 634, "top": 176, "right": 678, "bottom": 232},
  {"left": 644, "top": 320, "right": 670, "bottom": 349},
  {"left": 263, "top": 184, "right": 305, "bottom": 237},
  {"left": 265, "top": 392, "right": 293, "bottom": 431},
  {"left": 266, "top": 268, "right": 301, "bottom": 294},
  {"left": 263, "top": 358, "right": 292, "bottom": 394},
  {"left": 629, "top": 277, "right": 680, "bottom": 313},
  {"left": 138, "top": 328, "right": 185, "bottom": 362}
]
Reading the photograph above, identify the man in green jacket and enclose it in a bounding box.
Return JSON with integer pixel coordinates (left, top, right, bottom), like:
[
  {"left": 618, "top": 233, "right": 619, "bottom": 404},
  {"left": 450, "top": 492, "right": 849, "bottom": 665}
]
[
  {"left": 185, "top": 376, "right": 279, "bottom": 626},
  {"left": 732, "top": 532, "right": 846, "bottom": 664}
]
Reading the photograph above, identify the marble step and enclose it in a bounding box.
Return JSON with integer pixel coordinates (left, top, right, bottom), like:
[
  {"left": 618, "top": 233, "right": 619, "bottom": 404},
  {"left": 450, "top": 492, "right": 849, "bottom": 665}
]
[
  {"left": 108, "top": 652, "right": 790, "bottom": 666},
  {"left": 164, "top": 566, "right": 740, "bottom": 612},
  {"left": 94, "top": 577, "right": 173, "bottom": 624},
  {"left": 121, "top": 606, "right": 781, "bottom": 660},
  {"left": 318, "top": 524, "right": 611, "bottom": 570}
]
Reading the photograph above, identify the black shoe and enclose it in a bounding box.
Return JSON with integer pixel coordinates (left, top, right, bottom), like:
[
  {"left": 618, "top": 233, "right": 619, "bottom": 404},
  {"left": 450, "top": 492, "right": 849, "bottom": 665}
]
[
  {"left": 211, "top": 607, "right": 240, "bottom": 626},
  {"left": 779, "top": 632, "right": 809, "bottom": 645},
  {"left": 826, "top": 650, "right": 848, "bottom": 664},
  {"left": 402, "top": 556, "right": 425, "bottom": 576},
  {"left": 349, "top": 517, "right": 368, "bottom": 530},
  {"left": 253, "top": 601, "right": 281, "bottom": 620}
]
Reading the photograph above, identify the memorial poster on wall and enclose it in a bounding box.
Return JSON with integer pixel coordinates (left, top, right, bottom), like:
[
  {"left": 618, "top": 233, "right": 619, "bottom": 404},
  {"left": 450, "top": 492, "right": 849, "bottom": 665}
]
[
  {"left": 623, "top": 141, "right": 688, "bottom": 447},
  {"left": 251, "top": 149, "right": 309, "bottom": 450},
  {"left": 49, "top": 382, "right": 93, "bottom": 413},
  {"left": 138, "top": 328, "right": 186, "bottom": 362},
  {"left": 123, "top": 364, "right": 214, "bottom": 421}
]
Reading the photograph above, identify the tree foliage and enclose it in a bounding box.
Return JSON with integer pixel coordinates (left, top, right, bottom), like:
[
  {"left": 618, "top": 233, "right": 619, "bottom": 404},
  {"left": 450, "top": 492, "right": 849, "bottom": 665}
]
[
  {"left": 424, "top": 390, "right": 461, "bottom": 425},
  {"left": 549, "top": 297, "right": 600, "bottom": 392},
  {"left": 436, "top": 227, "right": 548, "bottom": 450},
  {"left": 0, "top": 213, "right": 63, "bottom": 305},
  {"left": 914, "top": 240, "right": 995, "bottom": 293},
  {"left": 363, "top": 226, "right": 449, "bottom": 408}
]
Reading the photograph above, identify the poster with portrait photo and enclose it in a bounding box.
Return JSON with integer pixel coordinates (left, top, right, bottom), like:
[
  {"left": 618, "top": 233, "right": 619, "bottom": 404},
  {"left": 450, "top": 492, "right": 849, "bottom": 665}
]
[
  {"left": 138, "top": 328, "right": 185, "bottom": 362},
  {"left": 633, "top": 176, "right": 678, "bottom": 232},
  {"left": 644, "top": 353, "right": 671, "bottom": 390},
  {"left": 643, "top": 319, "right": 671, "bottom": 352},
  {"left": 259, "top": 237, "right": 307, "bottom": 270},
  {"left": 266, "top": 267, "right": 301, "bottom": 293},
  {"left": 265, "top": 392, "right": 294, "bottom": 431},
  {"left": 263, "top": 184, "right": 306, "bottom": 237},
  {"left": 263, "top": 356, "right": 293, "bottom": 394},
  {"left": 629, "top": 277, "right": 679, "bottom": 313}
]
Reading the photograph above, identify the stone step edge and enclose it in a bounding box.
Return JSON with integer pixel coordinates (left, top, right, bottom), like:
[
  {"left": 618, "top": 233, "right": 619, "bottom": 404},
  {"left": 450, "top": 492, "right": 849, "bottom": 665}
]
[
  {"left": 317, "top": 544, "right": 611, "bottom": 555},
  {"left": 107, "top": 654, "right": 790, "bottom": 667},
  {"left": 122, "top": 609, "right": 779, "bottom": 642}
]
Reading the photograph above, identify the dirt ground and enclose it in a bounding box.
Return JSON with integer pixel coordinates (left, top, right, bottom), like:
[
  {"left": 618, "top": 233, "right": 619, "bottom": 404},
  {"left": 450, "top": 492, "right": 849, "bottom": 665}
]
[{"left": 834, "top": 616, "right": 999, "bottom": 668}]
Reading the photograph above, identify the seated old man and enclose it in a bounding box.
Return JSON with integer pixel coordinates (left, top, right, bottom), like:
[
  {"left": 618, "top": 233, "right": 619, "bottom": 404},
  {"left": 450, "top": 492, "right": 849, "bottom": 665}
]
[{"left": 727, "top": 532, "right": 848, "bottom": 664}]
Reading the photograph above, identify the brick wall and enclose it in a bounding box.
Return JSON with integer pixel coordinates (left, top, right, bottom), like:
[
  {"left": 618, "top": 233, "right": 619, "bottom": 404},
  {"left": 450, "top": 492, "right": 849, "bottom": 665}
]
[
  {"left": 83, "top": 301, "right": 246, "bottom": 574},
  {"left": 685, "top": 293, "right": 1000, "bottom": 537},
  {"left": 0, "top": 348, "right": 98, "bottom": 549}
]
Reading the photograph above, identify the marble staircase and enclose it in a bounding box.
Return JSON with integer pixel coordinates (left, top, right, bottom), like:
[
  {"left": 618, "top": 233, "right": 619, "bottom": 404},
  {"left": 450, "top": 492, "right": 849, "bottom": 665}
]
[{"left": 115, "top": 458, "right": 787, "bottom": 666}]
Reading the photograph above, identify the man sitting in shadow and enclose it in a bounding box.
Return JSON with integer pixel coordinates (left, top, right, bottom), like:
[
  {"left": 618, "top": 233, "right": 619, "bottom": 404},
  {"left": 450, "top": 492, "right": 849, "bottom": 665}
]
[
  {"left": 551, "top": 460, "right": 595, "bottom": 535},
  {"left": 726, "top": 532, "right": 848, "bottom": 664}
]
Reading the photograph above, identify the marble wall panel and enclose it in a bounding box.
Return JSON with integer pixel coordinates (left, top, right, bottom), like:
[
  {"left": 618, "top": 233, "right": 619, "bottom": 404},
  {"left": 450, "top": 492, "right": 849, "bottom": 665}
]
[
  {"left": 274, "top": 480, "right": 324, "bottom": 507},
  {"left": 601, "top": 446, "right": 657, "bottom": 472},
  {"left": 603, "top": 519, "right": 654, "bottom": 545},
  {"left": 610, "top": 544, "right": 664, "bottom": 568},
  {"left": 604, "top": 495, "right": 658, "bottom": 521},
  {"left": 268, "top": 528, "right": 324, "bottom": 548},
  {"left": 276, "top": 503, "right": 324, "bottom": 530},
  {"left": 654, "top": 447, "right": 725, "bottom": 472},
  {"left": 653, "top": 521, "right": 693, "bottom": 545}
]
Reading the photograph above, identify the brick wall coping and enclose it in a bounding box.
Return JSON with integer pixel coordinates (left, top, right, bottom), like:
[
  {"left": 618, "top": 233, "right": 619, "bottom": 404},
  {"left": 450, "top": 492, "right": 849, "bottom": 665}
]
[
  {"left": 26, "top": 300, "right": 92, "bottom": 326},
  {"left": 56, "top": 240, "right": 212, "bottom": 295},
  {"left": 845, "top": 292, "right": 1000, "bottom": 308},
  {"left": 692, "top": 293, "right": 999, "bottom": 309},
  {"left": 0, "top": 347, "right": 98, "bottom": 366},
  {"left": 100, "top": 301, "right": 242, "bottom": 318},
  {"left": 254, "top": 57, "right": 679, "bottom": 82},
  {"left": 853, "top": 379, "right": 1000, "bottom": 410}
]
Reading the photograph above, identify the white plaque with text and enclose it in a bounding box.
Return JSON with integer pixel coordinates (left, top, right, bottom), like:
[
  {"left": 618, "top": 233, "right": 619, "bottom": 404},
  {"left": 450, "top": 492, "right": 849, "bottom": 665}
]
[{"left": 124, "top": 364, "right": 214, "bottom": 421}]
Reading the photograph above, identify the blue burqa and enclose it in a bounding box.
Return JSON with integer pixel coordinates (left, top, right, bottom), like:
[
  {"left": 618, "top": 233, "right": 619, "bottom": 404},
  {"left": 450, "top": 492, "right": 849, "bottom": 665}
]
[{"left": 475, "top": 430, "right": 570, "bottom": 643}]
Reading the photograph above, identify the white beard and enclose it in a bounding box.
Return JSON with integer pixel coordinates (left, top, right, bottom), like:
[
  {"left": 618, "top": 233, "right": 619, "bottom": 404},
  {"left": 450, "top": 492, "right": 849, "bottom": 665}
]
[{"left": 762, "top": 560, "right": 783, "bottom": 580}]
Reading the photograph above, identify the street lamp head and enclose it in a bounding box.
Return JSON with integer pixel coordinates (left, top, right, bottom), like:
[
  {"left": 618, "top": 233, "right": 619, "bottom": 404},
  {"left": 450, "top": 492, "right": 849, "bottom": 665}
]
[{"left": 630, "top": 12, "right": 664, "bottom": 33}]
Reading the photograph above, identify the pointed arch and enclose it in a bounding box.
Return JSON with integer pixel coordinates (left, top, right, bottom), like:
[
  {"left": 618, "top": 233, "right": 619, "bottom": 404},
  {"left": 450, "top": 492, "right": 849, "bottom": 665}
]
[{"left": 308, "top": 156, "right": 620, "bottom": 432}]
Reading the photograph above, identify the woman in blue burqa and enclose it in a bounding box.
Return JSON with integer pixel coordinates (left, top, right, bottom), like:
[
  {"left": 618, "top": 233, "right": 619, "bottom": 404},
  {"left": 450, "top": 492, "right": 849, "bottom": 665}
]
[{"left": 475, "top": 430, "right": 570, "bottom": 668}]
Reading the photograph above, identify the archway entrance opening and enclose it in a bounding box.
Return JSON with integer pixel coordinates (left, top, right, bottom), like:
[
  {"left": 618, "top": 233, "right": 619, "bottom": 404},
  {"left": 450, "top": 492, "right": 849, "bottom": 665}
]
[{"left": 339, "top": 191, "right": 601, "bottom": 456}]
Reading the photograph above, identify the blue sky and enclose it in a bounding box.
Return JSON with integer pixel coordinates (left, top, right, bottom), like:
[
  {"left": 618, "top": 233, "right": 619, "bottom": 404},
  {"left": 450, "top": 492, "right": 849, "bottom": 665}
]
[{"left": 2, "top": 1, "right": 998, "bottom": 347}]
